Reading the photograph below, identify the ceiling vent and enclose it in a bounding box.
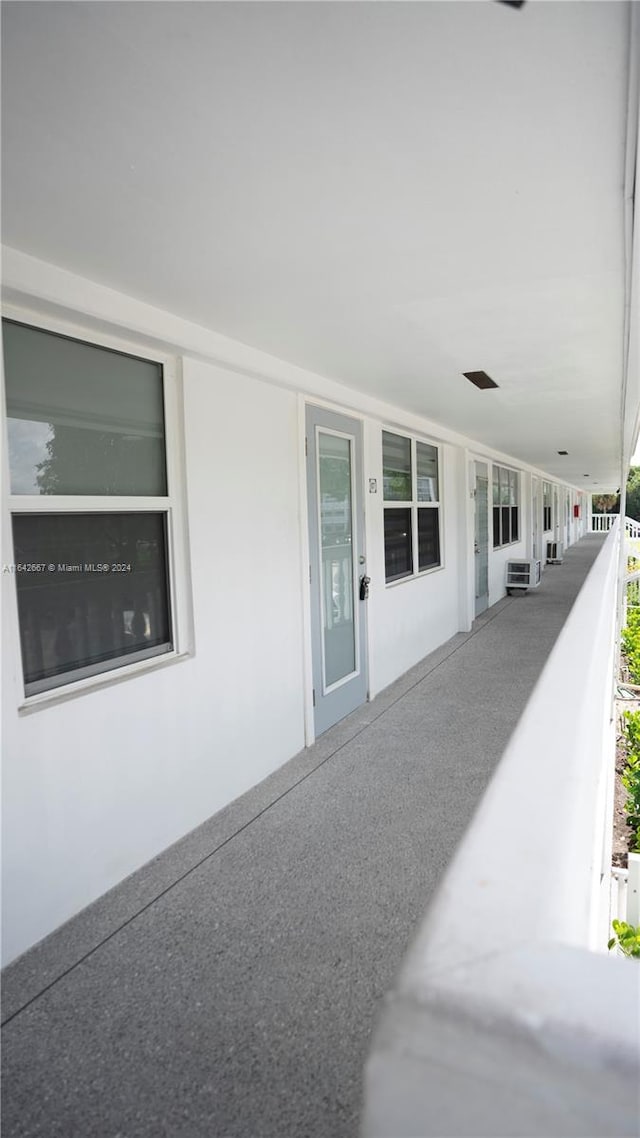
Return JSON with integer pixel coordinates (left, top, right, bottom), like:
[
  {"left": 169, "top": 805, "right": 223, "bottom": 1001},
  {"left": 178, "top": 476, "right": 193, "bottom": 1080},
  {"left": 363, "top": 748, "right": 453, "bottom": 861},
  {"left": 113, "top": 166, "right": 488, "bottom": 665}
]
[{"left": 463, "top": 371, "right": 499, "bottom": 390}]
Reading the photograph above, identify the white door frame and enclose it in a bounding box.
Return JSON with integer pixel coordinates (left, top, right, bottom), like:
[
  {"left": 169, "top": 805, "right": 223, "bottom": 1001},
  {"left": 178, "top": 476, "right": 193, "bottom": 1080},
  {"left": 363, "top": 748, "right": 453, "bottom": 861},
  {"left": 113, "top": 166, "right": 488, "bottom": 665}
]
[
  {"left": 298, "top": 396, "right": 369, "bottom": 746},
  {"left": 471, "top": 457, "right": 490, "bottom": 617},
  {"left": 531, "top": 475, "right": 541, "bottom": 561}
]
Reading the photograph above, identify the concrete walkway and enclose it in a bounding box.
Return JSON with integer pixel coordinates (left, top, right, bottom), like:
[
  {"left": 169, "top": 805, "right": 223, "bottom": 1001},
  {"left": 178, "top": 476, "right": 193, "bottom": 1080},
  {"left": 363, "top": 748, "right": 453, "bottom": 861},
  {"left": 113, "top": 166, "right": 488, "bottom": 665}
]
[{"left": 1, "top": 535, "right": 606, "bottom": 1138}]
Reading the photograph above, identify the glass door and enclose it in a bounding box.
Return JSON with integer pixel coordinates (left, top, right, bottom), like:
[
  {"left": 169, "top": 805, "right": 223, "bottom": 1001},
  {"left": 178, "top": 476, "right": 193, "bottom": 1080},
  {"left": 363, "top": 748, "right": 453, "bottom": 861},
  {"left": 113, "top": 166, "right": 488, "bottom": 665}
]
[
  {"left": 306, "top": 406, "right": 368, "bottom": 735},
  {"left": 474, "top": 461, "right": 489, "bottom": 616}
]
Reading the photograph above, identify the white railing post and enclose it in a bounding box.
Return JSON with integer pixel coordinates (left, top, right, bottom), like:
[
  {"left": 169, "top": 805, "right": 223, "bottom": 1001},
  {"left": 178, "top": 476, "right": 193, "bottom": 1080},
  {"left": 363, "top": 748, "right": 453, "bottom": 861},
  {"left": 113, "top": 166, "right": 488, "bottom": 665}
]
[
  {"left": 627, "top": 852, "right": 640, "bottom": 925},
  {"left": 610, "top": 867, "right": 628, "bottom": 924}
]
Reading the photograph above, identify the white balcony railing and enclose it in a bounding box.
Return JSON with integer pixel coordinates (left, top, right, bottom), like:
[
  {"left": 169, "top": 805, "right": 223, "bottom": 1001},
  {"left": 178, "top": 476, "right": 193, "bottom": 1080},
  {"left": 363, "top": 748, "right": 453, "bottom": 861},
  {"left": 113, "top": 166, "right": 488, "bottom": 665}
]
[
  {"left": 592, "top": 512, "right": 618, "bottom": 532},
  {"left": 592, "top": 513, "right": 640, "bottom": 539},
  {"left": 611, "top": 857, "right": 640, "bottom": 929},
  {"left": 363, "top": 520, "right": 640, "bottom": 1138}
]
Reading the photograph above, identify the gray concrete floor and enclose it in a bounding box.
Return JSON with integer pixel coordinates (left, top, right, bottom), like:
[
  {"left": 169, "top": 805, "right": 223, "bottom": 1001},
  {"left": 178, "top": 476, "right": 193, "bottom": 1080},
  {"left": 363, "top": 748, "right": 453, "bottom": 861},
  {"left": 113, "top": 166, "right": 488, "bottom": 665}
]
[{"left": 1, "top": 535, "right": 605, "bottom": 1138}]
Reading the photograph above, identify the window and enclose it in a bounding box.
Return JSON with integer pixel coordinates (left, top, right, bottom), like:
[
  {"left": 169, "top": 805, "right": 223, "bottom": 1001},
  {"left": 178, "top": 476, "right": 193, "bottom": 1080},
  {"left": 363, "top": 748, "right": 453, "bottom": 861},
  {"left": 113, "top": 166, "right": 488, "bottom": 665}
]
[
  {"left": 492, "top": 465, "right": 519, "bottom": 549},
  {"left": 382, "top": 430, "right": 441, "bottom": 582},
  {"left": 543, "top": 481, "right": 552, "bottom": 531},
  {"left": 3, "top": 318, "right": 178, "bottom": 697}
]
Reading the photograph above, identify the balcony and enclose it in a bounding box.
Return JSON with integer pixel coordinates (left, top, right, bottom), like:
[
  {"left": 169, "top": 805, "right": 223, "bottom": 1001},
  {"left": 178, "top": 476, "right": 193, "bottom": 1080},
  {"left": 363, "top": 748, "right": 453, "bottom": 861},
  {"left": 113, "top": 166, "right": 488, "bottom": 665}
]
[
  {"left": 364, "top": 521, "right": 640, "bottom": 1138},
  {"left": 2, "top": 532, "right": 638, "bottom": 1138}
]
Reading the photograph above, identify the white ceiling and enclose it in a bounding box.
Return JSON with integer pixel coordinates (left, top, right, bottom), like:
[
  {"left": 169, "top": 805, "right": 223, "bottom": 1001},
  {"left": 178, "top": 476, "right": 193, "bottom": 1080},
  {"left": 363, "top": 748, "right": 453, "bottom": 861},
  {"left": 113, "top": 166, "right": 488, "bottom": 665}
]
[{"left": 1, "top": 1, "right": 633, "bottom": 488}]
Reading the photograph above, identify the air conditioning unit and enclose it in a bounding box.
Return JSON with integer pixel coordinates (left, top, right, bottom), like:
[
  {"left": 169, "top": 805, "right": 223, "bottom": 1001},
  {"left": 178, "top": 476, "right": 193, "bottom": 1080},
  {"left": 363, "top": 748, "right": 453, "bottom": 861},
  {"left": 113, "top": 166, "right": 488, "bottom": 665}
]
[
  {"left": 505, "top": 559, "right": 541, "bottom": 594},
  {"left": 546, "top": 541, "right": 564, "bottom": 564}
]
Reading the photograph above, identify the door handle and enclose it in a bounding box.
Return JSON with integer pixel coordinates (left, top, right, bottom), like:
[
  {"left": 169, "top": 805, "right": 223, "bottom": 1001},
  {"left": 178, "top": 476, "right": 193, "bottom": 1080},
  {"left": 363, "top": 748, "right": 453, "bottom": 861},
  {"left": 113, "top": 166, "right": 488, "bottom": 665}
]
[{"left": 359, "top": 575, "right": 371, "bottom": 600}]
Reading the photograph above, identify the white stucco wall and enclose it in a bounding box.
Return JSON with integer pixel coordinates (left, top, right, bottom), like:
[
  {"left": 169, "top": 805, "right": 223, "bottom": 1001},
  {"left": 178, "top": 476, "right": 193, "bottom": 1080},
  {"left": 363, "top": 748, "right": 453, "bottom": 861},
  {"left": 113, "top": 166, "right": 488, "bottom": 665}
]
[
  {"left": 182, "top": 357, "right": 306, "bottom": 778},
  {"left": 1, "top": 356, "right": 307, "bottom": 964}
]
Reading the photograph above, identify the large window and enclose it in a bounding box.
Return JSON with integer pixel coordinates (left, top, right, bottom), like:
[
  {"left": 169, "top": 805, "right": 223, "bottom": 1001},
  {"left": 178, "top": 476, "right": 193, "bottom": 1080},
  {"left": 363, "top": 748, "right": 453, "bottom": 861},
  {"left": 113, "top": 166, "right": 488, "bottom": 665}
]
[
  {"left": 3, "top": 319, "right": 177, "bottom": 697},
  {"left": 492, "top": 465, "right": 519, "bottom": 549},
  {"left": 382, "top": 430, "right": 441, "bottom": 583},
  {"left": 543, "top": 481, "right": 552, "bottom": 532}
]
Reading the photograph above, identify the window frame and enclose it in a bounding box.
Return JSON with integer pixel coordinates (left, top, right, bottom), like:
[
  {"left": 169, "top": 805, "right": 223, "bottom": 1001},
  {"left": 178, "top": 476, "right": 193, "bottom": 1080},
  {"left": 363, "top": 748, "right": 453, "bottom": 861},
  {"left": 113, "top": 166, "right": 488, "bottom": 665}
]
[
  {"left": 492, "top": 464, "right": 520, "bottom": 550},
  {"left": 382, "top": 428, "right": 443, "bottom": 585},
  {"left": 3, "top": 306, "right": 192, "bottom": 709}
]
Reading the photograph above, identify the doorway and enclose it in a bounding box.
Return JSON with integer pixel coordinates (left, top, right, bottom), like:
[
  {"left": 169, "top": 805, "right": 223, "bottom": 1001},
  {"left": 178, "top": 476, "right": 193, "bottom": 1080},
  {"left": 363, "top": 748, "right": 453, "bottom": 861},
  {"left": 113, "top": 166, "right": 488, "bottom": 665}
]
[
  {"left": 531, "top": 476, "right": 540, "bottom": 561},
  {"left": 306, "top": 405, "right": 368, "bottom": 735},
  {"left": 474, "top": 461, "right": 489, "bottom": 616}
]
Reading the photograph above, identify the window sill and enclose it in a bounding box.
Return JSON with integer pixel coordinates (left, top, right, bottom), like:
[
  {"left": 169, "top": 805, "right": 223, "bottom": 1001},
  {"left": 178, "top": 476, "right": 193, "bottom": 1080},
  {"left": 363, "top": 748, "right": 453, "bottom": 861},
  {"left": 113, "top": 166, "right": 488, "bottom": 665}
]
[
  {"left": 385, "top": 563, "right": 444, "bottom": 588},
  {"left": 17, "top": 649, "right": 191, "bottom": 714}
]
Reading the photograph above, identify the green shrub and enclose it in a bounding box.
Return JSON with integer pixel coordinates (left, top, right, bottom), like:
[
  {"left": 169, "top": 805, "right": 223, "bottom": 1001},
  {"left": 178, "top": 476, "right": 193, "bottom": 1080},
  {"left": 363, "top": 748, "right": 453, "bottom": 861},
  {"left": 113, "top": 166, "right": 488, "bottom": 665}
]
[
  {"left": 627, "top": 579, "right": 640, "bottom": 607},
  {"left": 608, "top": 920, "right": 640, "bottom": 958},
  {"left": 622, "top": 711, "right": 640, "bottom": 853},
  {"left": 622, "top": 609, "right": 640, "bottom": 683}
]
